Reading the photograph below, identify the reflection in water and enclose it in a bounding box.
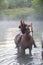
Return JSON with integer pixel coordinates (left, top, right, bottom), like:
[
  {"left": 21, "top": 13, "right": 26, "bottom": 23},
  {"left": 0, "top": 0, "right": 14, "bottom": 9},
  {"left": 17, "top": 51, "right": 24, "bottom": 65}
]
[
  {"left": 0, "top": 21, "right": 43, "bottom": 65},
  {"left": 16, "top": 54, "right": 33, "bottom": 65}
]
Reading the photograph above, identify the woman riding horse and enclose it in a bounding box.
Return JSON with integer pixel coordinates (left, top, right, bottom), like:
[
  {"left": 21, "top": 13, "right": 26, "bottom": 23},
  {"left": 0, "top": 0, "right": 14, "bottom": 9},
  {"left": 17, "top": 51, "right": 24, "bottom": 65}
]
[
  {"left": 14, "top": 20, "right": 37, "bottom": 54},
  {"left": 18, "top": 26, "right": 36, "bottom": 54},
  {"left": 18, "top": 20, "right": 36, "bottom": 47},
  {"left": 18, "top": 20, "right": 31, "bottom": 43}
]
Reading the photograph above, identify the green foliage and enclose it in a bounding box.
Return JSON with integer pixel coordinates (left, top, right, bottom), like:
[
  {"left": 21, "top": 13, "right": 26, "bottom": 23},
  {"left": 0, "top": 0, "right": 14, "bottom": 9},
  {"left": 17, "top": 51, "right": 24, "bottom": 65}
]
[
  {"left": 0, "top": 0, "right": 43, "bottom": 20},
  {"left": 3, "top": 8, "right": 33, "bottom": 20},
  {"left": 32, "top": 0, "right": 43, "bottom": 19},
  {"left": 0, "top": 0, "right": 32, "bottom": 9},
  {"left": 0, "top": 0, "right": 8, "bottom": 9}
]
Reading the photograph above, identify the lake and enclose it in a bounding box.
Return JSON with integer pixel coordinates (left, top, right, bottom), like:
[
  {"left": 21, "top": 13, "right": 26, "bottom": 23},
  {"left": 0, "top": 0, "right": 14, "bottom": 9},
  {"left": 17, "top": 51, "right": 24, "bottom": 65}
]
[{"left": 0, "top": 20, "right": 43, "bottom": 65}]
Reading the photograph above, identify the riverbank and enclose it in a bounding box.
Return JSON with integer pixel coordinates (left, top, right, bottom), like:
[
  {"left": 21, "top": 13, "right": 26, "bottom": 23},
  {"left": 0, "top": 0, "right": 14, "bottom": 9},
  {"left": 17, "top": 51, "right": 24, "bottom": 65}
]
[
  {"left": 0, "top": 7, "right": 43, "bottom": 21},
  {"left": 0, "top": 8, "right": 34, "bottom": 20}
]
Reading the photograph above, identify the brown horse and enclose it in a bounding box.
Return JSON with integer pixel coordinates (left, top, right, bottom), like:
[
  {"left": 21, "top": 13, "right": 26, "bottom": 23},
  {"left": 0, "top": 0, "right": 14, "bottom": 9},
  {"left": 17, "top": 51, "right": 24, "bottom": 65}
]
[
  {"left": 19, "top": 27, "right": 36, "bottom": 55},
  {"left": 14, "top": 27, "right": 36, "bottom": 55}
]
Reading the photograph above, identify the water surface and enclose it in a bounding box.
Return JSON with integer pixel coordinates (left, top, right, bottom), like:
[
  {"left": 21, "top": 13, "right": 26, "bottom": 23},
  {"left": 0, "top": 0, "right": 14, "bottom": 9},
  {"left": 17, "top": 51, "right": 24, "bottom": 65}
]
[{"left": 0, "top": 20, "right": 43, "bottom": 65}]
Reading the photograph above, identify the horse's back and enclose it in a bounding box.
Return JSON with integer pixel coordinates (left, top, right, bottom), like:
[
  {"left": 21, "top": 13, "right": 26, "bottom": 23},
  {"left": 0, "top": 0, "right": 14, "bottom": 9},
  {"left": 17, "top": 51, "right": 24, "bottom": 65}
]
[{"left": 14, "top": 34, "right": 20, "bottom": 44}]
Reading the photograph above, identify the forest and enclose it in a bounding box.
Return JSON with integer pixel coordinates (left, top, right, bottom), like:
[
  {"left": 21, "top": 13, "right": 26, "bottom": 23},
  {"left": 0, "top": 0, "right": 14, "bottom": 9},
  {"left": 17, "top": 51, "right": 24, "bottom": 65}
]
[{"left": 0, "top": 0, "right": 43, "bottom": 20}]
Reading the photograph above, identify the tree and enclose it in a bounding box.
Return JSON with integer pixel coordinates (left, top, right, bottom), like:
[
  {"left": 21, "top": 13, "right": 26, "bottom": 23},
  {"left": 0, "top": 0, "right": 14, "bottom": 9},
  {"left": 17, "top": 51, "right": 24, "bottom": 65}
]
[
  {"left": 32, "top": 0, "right": 43, "bottom": 20},
  {"left": 0, "top": 0, "right": 32, "bottom": 9},
  {"left": 0, "top": 0, "right": 8, "bottom": 9}
]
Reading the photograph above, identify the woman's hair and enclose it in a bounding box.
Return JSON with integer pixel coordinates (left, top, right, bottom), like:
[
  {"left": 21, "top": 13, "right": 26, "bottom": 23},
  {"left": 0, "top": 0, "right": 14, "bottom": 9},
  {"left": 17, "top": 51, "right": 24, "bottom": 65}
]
[{"left": 20, "top": 20, "right": 23, "bottom": 25}]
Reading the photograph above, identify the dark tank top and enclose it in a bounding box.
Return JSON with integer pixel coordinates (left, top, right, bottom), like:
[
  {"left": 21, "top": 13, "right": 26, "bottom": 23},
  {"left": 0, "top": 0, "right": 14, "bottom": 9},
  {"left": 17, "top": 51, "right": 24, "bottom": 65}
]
[{"left": 22, "top": 24, "right": 27, "bottom": 34}]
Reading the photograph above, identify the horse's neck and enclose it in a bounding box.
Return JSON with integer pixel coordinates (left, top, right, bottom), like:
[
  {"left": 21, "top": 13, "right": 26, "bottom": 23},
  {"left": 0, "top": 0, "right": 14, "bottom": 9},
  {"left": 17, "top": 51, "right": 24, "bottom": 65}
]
[
  {"left": 24, "top": 33, "right": 29, "bottom": 38},
  {"left": 24, "top": 33, "right": 31, "bottom": 40}
]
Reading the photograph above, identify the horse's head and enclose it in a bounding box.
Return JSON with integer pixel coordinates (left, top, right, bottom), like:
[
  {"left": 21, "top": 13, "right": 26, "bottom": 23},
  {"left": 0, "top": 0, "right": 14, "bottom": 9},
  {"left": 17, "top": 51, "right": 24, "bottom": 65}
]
[{"left": 25, "top": 26, "right": 30, "bottom": 35}]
